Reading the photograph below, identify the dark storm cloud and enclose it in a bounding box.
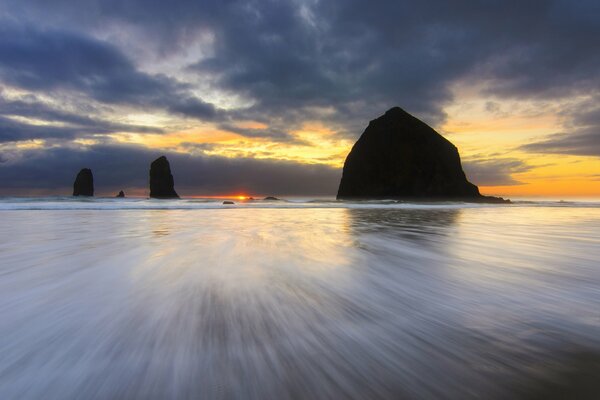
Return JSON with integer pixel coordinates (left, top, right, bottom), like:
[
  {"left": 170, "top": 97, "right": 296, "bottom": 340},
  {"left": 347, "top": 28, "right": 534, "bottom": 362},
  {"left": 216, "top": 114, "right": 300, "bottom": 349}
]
[
  {"left": 4, "top": 0, "right": 599, "bottom": 132},
  {"left": 167, "top": 97, "right": 218, "bottom": 120},
  {"left": 0, "top": 23, "right": 168, "bottom": 102},
  {"left": 0, "top": 22, "right": 218, "bottom": 120},
  {"left": 462, "top": 158, "right": 533, "bottom": 186},
  {"left": 0, "top": 143, "right": 341, "bottom": 196}
]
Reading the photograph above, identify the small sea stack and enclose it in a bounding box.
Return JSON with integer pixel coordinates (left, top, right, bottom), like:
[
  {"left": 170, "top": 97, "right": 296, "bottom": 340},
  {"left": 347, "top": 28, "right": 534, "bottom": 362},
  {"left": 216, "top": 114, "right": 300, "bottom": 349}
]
[
  {"left": 337, "top": 107, "right": 507, "bottom": 203},
  {"left": 264, "top": 196, "right": 280, "bottom": 201},
  {"left": 149, "top": 156, "right": 179, "bottom": 199},
  {"left": 73, "top": 168, "right": 94, "bottom": 196},
  {"left": 116, "top": 190, "right": 125, "bottom": 198},
  {"left": 223, "top": 201, "right": 235, "bottom": 205}
]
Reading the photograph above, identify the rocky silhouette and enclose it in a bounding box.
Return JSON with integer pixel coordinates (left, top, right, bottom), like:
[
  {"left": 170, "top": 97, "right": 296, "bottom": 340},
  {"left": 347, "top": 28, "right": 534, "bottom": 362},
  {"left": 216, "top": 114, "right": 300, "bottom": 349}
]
[
  {"left": 116, "top": 190, "right": 125, "bottom": 198},
  {"left": 337, "top": 107, "right": 507, "bottom": 202},
  {"left": 73, "top": 168, "right": 94, "bottom": 196},
  {"left": 264, "top": 196, "right": 280, "bottom": 201},
  {"left": 149, "top": 156, "right": 179, "bottom": 199},
  {"left": 223, "top": 201, "right": 235, "bottom": 205}
]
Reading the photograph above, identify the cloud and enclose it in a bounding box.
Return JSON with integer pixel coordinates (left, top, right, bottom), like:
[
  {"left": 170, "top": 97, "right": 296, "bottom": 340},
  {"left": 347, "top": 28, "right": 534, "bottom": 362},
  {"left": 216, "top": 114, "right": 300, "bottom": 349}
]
[
  {"left": 0, "top": 115, "right": 107, "bottom": 142},
  {"left": 216, "top": 122, "right": 302, "bottom": 143},
  {"left": 4, "top": 0, "right": 598, "bottom": 136},
  {"left": 462, "top": 158, "right": 533, "bottom": 186},
  {"left": 521, "top": 129, "right": 600, "bottom": 157},
  {"left": 520, "top": 96, "right": 600, "bottom": 157},
  {"left": 0, "top": 0, "right": 599, "bottom": 191},
  {"left": 0, "top": 95, "right": 164, "bottom": 141},
  {"left": 0, "top": 23, "right": 169, "bottom": 101},
  {"left": 0, "top": 143, "right": 342, "bottom": 196},
  {"left": 166, "top": 97, "right": 218, "bottom": 120},
  {"left": 0, "top": 22, "right": 219, "bottom": 120}
]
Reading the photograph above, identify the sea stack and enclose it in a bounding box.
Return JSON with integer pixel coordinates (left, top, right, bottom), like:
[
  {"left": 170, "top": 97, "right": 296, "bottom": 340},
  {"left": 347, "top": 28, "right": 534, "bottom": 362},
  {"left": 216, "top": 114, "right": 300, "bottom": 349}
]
[
  {"left": 116, "top": 190, "right": 125, "bottom": 198},
  {"left": 73, "top": 168, "right": 94, "bottom": 196},
  {"left": 337, "top": 107, "right": 506, "bottom": 202},
  {"left": 149, "top": 156, "right": 179, "bottom": 199}
]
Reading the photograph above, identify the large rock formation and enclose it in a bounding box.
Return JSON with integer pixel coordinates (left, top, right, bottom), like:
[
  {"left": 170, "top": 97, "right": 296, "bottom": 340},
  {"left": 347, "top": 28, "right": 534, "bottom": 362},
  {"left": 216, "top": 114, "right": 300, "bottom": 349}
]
[
  {"left": 73, "top": 168, "right": 94, "bottom": 196},
  {"left": 337, "top": 107, "right": 507, "bottom": 202},
  {"left": 149, "top": 156, "right": 179, "bottom": 199},
  {"left": 116, "top": 190, "right": 125, "bottom": 198}
]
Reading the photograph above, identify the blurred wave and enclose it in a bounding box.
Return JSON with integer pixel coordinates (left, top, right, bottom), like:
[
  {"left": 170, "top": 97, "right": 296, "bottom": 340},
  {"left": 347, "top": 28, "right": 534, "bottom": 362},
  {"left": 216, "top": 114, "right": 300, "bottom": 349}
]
[{"left": 0, "top": 204, "right": 599, "bottom": 399}]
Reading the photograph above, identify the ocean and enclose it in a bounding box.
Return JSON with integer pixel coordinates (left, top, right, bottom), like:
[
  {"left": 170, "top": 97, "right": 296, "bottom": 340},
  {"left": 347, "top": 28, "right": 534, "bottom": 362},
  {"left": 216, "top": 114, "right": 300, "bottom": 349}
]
[{"left": 1, "top": 198, "right": 599, "bottom": 399}]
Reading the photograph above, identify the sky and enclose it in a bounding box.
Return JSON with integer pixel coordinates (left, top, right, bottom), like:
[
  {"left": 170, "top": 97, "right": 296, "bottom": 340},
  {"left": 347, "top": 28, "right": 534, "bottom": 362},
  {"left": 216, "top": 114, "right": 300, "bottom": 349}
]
[{"left": 0, "top": 0, "right": 599, "bottom": 197}]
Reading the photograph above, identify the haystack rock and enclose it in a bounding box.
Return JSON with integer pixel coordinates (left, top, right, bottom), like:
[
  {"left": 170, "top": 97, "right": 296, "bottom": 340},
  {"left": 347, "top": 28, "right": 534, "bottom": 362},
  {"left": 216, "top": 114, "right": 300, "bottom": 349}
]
[
  {"left": 73, "top": 168, "right": 94, "bottom": 196},
  {"left": 149, "top": 156, "right": 179, "bottom": 199},
  {"left": 116, "top": 190, "right": 125, "bottom": 198},
  {"left": 337, "top": 107, "right": 507, "bottom": 202}
]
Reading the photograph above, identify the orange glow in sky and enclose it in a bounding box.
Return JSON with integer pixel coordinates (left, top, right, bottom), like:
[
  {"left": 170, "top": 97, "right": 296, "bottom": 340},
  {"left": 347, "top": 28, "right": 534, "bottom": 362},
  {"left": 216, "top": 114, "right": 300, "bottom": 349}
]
[
  {"left": 106, "top": 108, "right": 600, "bottom": 197},
  {"left": 18, "top": 80, "right": 595, "bottom": 198}
]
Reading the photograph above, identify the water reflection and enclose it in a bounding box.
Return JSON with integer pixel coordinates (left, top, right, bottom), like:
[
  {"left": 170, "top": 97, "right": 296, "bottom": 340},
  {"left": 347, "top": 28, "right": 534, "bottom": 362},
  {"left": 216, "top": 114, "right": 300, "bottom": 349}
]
[
  {"left": 522, "top": 350, "right": 600, "bottom": 399},
  {"left": 149, "top": 210, "right": 175, "bottom": 237},
  {"left": 348, "top": 208, "right": 460, "bottom": 230},
  {"left": 346, "top": 208, "right": 460, "bottom": 247}
]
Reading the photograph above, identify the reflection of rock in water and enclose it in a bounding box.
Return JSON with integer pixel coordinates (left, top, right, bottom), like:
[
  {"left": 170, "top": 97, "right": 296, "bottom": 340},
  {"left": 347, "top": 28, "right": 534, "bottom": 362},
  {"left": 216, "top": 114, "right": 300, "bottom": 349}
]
[
  {"left": 343, "top": 207, "right": 600, "bottom": 399},
  {"left": 520, "top": 350, "right": 600, "bottom": 400},
  {"left": 346, "top": 208, "right": 460, "bottom": 244}
]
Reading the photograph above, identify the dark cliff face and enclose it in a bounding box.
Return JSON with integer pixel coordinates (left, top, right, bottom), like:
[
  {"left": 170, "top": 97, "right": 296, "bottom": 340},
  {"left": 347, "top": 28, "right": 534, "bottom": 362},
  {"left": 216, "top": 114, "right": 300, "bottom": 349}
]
[
  {"left": 149, "top": 156, "right": 179, "bottom": 199},
  {"left": 337, "top": 107, "right": 482, "bottom": 200},
  {"left": 73, "top": 168, "right": 94, "bottom": 196}
]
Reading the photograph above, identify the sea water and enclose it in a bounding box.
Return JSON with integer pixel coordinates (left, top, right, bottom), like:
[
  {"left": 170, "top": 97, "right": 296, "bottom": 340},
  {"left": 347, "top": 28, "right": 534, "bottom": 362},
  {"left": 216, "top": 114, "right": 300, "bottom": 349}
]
[{"left": 0, "top": 198, "right": 599, "bottom": 399}]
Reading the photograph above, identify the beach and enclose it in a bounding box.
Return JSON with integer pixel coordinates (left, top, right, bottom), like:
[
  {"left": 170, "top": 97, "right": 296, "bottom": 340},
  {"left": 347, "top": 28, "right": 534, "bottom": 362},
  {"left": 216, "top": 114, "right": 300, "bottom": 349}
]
[{"left": 1, "top": 199, "right": 599, "bottom": 399}]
